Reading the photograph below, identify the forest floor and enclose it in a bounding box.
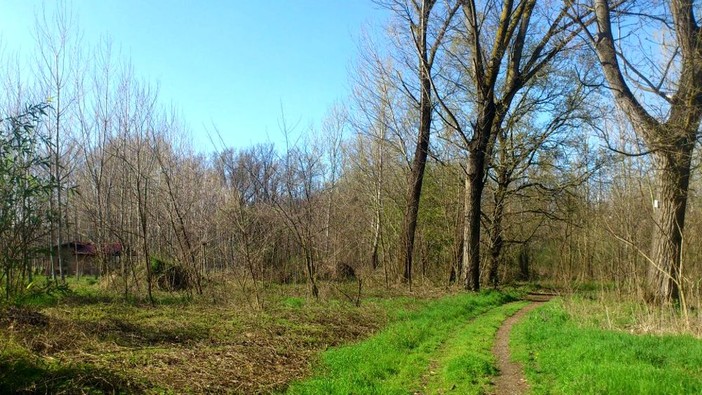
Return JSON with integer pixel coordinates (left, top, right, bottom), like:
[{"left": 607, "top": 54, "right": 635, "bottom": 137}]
[
  {"left": 0, "top": 276, "right": 465, "bottom": 394},
  {"left": 2, "top": 278, "right": 702, "bottom": 394}
]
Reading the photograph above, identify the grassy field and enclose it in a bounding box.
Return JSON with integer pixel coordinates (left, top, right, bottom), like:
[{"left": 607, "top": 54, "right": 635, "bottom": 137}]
[
  {"left": 6, "top": 277, "right": 701, "bottom": 394},
  {"left": 511, "top": 299, "right": 702, "bottom": 395},
  {"left": 1, "top": 277, "right": 530, "bottom": 394},
  {"left": 1, "top": 277, "right": 436, "bottom": 394}
]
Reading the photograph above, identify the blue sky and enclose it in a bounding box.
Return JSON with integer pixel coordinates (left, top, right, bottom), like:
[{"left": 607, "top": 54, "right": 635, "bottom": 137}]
[{"left": 0, "top": 1, "right": 388, "bottom": 151}]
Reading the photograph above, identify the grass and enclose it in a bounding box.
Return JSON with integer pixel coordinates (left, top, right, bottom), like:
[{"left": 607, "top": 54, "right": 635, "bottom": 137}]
[
  {"left": 0, "top": 277, "right": 460, "bottom": 393},
  {"left": 285, "top": 291, "right": 518, "bottom": 394},
  {"left": 0, "top": 352, "right": 142, "bottom": 394},
  {"left": 562, "top": 292, "right": 702, "bottom": 337},
  {"left": 511, "top": 299, "right": 702, "bottom": 394},
  {"left": 423, "top": 301, "right": 528, "bottom": 394}
]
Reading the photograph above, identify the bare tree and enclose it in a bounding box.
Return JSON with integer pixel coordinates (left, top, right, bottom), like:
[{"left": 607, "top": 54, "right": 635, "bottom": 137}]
[
  {"left": 152, "top": 115, "right": 205, "bottom": 295},
  {"left": 34, "top": 1, "right": 82, "bottom": 282},
  {"left": 432, "top": 0, "right": 589, "bottom": 290},
  {"left": 110, "top": 72, "right": 159, "bottom": 304},
  {"left": 216, "top": 146, "right": 279, "bottom": 307},
  {"left": 377, "top": 0, "right": 460, "bottom": 288},
  {"left": 267, "top": 121, "right": 326, "bottom": 299},
  {"left": 319, "top": 104, "right": 347, "bottom": 272},
  {"left": 577, "top": 0, "right": 702, "bottom": 305},
  {"left": 484, "top": 74, "right": 594, "bottom": 286}
]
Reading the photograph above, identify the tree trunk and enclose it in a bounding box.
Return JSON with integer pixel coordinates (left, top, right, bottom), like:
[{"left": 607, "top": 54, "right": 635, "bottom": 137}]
[
  {"left": 488, "top": 131, "right": 510, "bottom": 288},
  {"left": 488, "top": 195, "right": 505, "bottom": 288},
  {"left": 462, "top": 103, "right": 497, "bottom": 292},
  {"left": 463, "top": 148, "right": 486, "bottom": 291},
  {"left": 401, "top": 72, "right": 432, "bottom": 288},
  {"left": 591, "top": 0, "right": 702, "bottom": 305},
  {"left": 398, "top": 0, "right": 442, "bottom": 289},
  {"left": 518, "top": 244, "right": 530, "bottom": 281},
  {"left": 305, "top": 248, "right": 319, "bottom": 299},
  {"left": 648, "top": 147, "right": 693, "bottom": 304},
  {"left": 371, "top": 144, "right": 383, "bottom": 270},
  {"left": 136, "top": 177, "right": 154, "bottom": 306},
  {"left": 452, "top": 222, "right": 463, "bottom": 285}
]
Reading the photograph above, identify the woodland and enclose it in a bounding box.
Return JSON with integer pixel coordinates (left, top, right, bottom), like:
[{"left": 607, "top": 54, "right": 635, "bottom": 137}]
[{"left": 2, "top": 0, "right": 702, "bottom": 393}]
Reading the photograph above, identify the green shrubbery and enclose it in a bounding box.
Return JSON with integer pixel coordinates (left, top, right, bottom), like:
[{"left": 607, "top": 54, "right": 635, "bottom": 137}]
[{"left": 150, "top": 256, "right": 190, "bottom": 291}]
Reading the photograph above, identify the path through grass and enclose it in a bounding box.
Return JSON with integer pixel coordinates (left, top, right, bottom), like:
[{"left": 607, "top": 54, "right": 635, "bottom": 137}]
[
  {"left": 422, "top": 301, "right": 527, "bottom": 394},
  {"left": 286, "top": 291, "right": 519, "bottom": 394}
]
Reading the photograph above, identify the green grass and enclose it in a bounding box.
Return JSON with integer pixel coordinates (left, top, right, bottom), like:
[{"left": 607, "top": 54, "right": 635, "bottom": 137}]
[
  {"left": 1, "top": 279, "right": 440, "bottom": 393},
  {"left": 3, "top": 278, "right": 534, "bottom": 393},
  {"left": 0, "top": 351, "right": 143, "bottom": 394},
  {"left": 424, "top": 301, "right": 528, "bottom": 394},
  {"left": 285, "top": 291, "right": 517, "bottom": 395},
  {"left": 282, "top": 296, "right": 306, "bottom": 309},
  {"left": 511, "top": 300, "right": 702, "bottom": 394}
]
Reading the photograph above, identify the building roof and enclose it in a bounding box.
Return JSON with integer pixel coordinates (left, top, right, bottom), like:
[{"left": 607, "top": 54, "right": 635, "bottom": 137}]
[{"left": 58, "top": 241, "right": 122, "bottom": 257}]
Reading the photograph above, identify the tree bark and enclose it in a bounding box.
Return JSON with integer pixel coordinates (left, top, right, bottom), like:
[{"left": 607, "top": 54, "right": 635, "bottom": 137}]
[
  {"left": 591, "top": 0, "right": 702, "bottom": 305},
  {"left": 463, "top": 143, "right": 487, "bottom": 291},
  {"left": 488, "top": 192, "right": 505, "bottom": 288},
  {"left": 648, "top": 148, "right": 693, "bottom": 303},
  {"left": 399, "top": 0, "right": 436, "bottom": 287},
  {"left": 401, "top": 72, "right": 432, "bottom": 287},
  {"left": 462, "top": 101, "right": 497, "bottom": 291}
]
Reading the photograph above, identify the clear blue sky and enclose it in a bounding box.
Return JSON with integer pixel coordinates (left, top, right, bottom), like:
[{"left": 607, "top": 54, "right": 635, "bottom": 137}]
[{"left": 0, "top": 1, "right": 388, "bottom": 151}]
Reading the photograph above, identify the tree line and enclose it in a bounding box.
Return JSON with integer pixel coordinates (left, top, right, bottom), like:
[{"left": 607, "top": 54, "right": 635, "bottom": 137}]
[{"left": 1, "top": 0, "right": 701, "bottom": 309}]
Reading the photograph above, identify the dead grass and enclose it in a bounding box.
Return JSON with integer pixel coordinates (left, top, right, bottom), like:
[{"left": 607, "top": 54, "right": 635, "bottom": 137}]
[
  {"left": 0, "top": 277, "right": 453, "bottom": 393},
  {"left": 561, "top": 292, "right": 702, "bottom": 338}
]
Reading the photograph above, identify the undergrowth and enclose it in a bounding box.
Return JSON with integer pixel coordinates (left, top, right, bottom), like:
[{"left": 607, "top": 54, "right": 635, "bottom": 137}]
[
  {"left": 0, "top": 277, "right": 454, "bottom": 393},
  {"left": 562, "top": 293, "right": 702, "bottom": 337}
]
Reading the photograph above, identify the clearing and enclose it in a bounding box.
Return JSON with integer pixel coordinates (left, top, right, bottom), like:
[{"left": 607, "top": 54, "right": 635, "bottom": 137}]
[{"left": 2, "top": 280, "right": 701, "bottom": 394}]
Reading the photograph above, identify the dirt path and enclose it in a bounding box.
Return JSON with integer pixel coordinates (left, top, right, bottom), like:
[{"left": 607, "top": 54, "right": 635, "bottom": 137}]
[{"left": 492, "top": 294, "right": 553, "bottom": 395}]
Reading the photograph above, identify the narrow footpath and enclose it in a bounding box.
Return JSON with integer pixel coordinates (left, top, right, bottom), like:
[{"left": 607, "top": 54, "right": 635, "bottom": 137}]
[{"left": 492, "top": 294, "right": 553, "bottom": 395}]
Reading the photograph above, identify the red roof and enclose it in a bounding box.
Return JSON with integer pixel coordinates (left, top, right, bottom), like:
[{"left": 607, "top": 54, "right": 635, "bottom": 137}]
[{"left": 60, "top": 241, "right": 122, "bottom": 257}]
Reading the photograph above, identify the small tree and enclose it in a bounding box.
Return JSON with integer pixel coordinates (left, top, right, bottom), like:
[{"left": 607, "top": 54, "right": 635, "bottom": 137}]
[{"left": 0, "top": 103, "right": 53, "bottom": 299}]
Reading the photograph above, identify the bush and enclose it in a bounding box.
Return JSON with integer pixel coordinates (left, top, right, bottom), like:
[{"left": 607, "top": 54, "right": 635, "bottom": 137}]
[{"left": 150, "top": 257, "right": 190, "bottom": 291}]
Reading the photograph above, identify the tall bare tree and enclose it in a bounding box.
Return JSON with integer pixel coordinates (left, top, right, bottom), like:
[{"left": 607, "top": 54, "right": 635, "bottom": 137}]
[
  {"left": 580, "top": 0, "right": 702, "bottom": 304},
  {"left": 34, "top": 1, "right": 81, "bottom": 282},
  {"left": 378, "top": 0, "right": 460, "bottom": 288},
  {"left": 433, "top": 0, "right": 589, "bottom": 290}
]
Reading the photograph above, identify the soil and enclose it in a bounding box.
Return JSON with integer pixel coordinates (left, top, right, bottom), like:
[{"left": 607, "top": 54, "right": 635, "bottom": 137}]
[{"left": 492, "top": 294, "right": 552, "bottom": 395}]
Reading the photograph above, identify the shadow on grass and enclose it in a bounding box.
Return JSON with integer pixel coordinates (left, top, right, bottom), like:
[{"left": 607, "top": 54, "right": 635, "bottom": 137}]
[
  {"left": 1, "top": 354, "right": 145, "bottom": 394},
  {"left": 86, "top": 317, "right": 210, "bottom": 347}
]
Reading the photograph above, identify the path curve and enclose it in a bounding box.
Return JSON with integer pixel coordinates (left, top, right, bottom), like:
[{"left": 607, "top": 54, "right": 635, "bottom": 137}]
[{"left": 492, "top": 294, "right": 553, "bottom": 395}]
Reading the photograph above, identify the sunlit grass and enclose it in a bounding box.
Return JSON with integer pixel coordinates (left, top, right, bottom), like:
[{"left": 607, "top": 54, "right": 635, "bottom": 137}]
[
  {"left": 0, "top": 278, "right": 451, "bottom": 393},
  {"left": 424, "top": 301, "right": 527, "bottom": 394},
  {"left": 285, "top": 291, "right": 517, "bottom": 394},
  {"left": 511, "top": 300, "right": 702, "bottom": 394}
]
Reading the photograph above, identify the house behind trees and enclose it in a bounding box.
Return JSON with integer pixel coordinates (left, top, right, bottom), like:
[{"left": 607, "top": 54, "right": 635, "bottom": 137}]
[{"left": 47, "top": 242, "right": 123, "bottom": 277}]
